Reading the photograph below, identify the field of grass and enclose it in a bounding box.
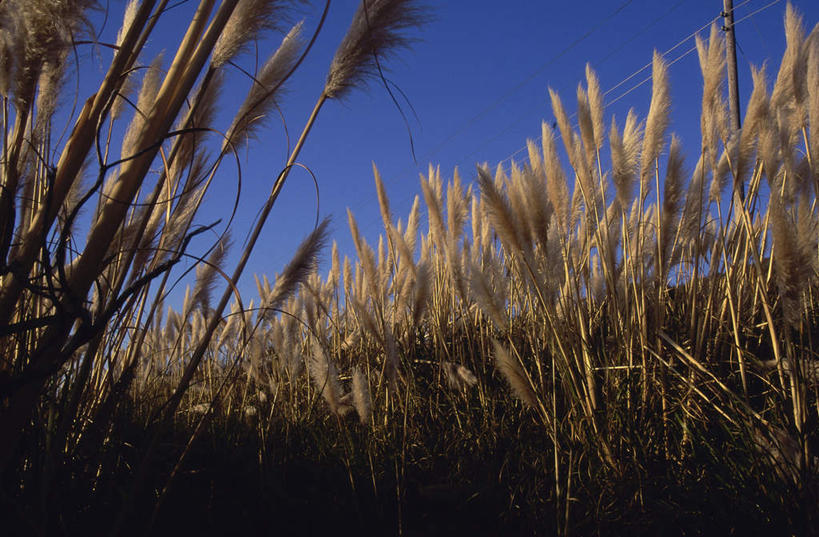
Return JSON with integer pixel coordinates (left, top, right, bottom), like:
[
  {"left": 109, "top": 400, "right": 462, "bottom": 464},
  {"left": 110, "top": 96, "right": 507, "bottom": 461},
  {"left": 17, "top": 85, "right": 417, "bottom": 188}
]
[{"left": 2, "top": 1, "right": 819, "bottom": 535}]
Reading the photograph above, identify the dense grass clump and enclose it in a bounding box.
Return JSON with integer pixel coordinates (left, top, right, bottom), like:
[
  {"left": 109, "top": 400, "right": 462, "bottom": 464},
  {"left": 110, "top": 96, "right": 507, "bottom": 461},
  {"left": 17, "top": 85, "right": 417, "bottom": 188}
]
[{"left": 3, "top": 1, "right": 819, "bottom": 535}]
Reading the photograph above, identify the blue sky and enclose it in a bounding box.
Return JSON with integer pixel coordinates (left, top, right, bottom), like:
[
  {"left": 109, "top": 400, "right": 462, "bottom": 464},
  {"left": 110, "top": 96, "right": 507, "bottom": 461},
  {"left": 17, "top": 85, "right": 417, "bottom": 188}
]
[{"left": 82, "top": 0, "right": 819, "bottom": 305}]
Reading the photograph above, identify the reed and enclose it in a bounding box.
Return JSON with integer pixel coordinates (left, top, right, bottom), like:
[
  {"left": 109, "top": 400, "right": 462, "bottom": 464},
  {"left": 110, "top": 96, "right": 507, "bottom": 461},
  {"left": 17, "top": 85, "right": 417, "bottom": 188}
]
[{"left": 3, "top": 2, "right": 819, "bottom": 535}]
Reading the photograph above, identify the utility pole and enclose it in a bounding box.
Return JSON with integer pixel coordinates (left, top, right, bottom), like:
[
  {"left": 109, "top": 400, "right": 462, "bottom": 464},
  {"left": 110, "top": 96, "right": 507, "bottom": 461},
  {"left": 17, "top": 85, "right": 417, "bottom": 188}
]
[
  {"left": 722, "top": 0, "right": 744, "bottom": 201},
  {"left": 722, "top": 0, "right": 741, "bottom": 132}
]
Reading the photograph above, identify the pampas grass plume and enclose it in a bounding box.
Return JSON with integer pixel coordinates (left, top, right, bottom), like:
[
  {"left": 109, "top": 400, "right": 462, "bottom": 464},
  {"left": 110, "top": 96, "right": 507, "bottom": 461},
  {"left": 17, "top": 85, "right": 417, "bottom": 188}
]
[
  {"left": 493, "top": 340, "right": 537, "bottom": 409},
  {"left": 324, "top": 0, "right": 427, "bottom": 100},
  {"left": 640, "top": 51, "right": 670, "bottom": 199},
  {"left": 352, "top": 366, "right": 372, "bottom": 425}
]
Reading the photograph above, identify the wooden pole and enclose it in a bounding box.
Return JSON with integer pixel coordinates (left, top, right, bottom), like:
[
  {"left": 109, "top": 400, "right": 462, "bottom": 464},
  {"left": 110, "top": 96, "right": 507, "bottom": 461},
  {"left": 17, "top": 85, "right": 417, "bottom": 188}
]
[
  {"left": 722, "top": 0, "right": 744, "bottom": 200},
  {"left": 722, "top": 0, "right": 741, "bottom": 132}
]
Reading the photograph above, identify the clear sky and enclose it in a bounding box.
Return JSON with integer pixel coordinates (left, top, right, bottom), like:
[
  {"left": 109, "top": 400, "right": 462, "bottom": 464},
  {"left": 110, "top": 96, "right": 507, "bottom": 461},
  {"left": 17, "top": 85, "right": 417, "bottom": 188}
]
[{"left": 82, "top": 0, "right": 819, "bottom": 305}]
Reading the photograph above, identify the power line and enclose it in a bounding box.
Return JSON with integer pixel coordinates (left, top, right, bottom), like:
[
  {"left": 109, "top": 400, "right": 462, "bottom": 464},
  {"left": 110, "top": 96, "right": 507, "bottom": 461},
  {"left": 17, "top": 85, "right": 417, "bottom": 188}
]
[
  {"left": 338, "top": 1, "right": 637, "bottom": 226},
  {"left": 347, "top": 0, "right": 769, "bottom": 239},
  {"left": 490, "top": 0, "right": 763, "bottom": 173},
  {"left": 490, "top": 0, "right": 788, "bottom": 176},
  {"left": 733, "top": 0, "right": 782, "bottom": 25}
]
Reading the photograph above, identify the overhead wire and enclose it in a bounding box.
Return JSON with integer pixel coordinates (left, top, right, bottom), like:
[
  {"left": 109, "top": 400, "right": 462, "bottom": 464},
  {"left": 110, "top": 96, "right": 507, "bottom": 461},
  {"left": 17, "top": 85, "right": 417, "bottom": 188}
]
[
  {"left": 345, "top": 0, "right": 775, "bottom": 243},
  {"left": 490, "top": 0, "right": 760, "bottom": 174}
]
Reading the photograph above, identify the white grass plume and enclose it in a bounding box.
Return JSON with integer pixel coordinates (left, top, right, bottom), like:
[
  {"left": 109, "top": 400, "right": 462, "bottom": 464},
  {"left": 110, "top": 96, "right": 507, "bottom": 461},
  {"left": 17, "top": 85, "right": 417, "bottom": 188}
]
[
  {"left": 443, "top": 361, "right": 478, "bottom": 390},
  {"left": 352, "top": 366, "right": 372, "bottom": 425},
  {"left": 478, "top": 166, "right": 524, "bottom": 254},
  {"left": 420, "top": 168, "right": 446, "bottom": 244},
  {"left": 308, "top": 344, "right": 351, "bottom": 416},
  {"left": 639, "top": 52, "right": 670, "bottom": 201},
  {"left": 696, "top": 23, "right": 727, "bottom": 172},
  {"left": 411, "top": 259, "right": 431, "bottom": 325},
  {"left": 610, "top": 110, "right": 642, "bottom": 211},
  {"left": 586, "top": 64, "right": 605, "bottom": 150},
  {"left": 324, "top": 0, "right": 427, "bottom": 100},
  {"left": 212, "top": 0, "right": 290, "bottom": 68},
  {"left": 493, "top": 340, "right": 538, "bottom": 409},
  {"left": 771, "top": 3, "right": 806, "bottom": 111},
  {"left": 266, "top": 218, "right": 330, "bottom": 312},
  {"left": 542, "top": 122, "right": 570, "bottom": 234},
  {"left": 470, "top": 260, "right": 505, "bottom": 327},
  {"left": 121, "top": 53, "right": 164, "bottom": 162},
  {"left": 192, "top": 231, "right": 232, "bottom": 314},
  {"left": 659, "top": 135, "right": 685, "bottom": 272},
  {"left": 226, "top": 22, "right": 303, "bottom": 150}
]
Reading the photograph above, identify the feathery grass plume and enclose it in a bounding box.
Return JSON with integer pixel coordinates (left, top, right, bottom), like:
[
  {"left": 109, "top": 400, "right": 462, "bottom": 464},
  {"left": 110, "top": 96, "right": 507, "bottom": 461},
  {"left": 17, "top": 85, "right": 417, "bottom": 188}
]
[
  {"left": 192, "top": 232, "right": 232, "bottom": 315},
  {"left": 156, "top": 180, "right": 203, "bottom": 258},
  {"left": 541, "top": 122, "right": 570, "bottom": 234},
  {"left": 506, "top": 163, "right": 533, "bottom": 249},
  {"left": 266, "top": 218, "right": 330, "bottom": 312},
  {"left": 446, "top": 169, "right": 469, "bottom": 245},
  {"left": 411, "top": 259, "right": 430, "bottom": 325},
  {"left": 387, "top": 222, "right": 415, "bottom": 277},
  {"left": 377, "top": 234, "right": 392, "bottom": 296},
  {"left": 807, "top": 30, "right": 819, "bottom": 172},
  {"left": 350, "top": 295, "right": 380, "bottom": 341},
  {"left": 678, "top": 155, "right": 706, "bottom": 249},
  {"left": 226, "top": 22, "right": 303, "bottom": 150},
  {"left": 696, "top": 23, "right": 727, "bottom": 173},
  {"left": 548, "top": 87, "right": 577, "bottom": 165},
  {"left": 383, "top": 324, "right": 400, "bottom": 384},
  {"left": 13, "top": 0, "right": 93, "bottom": 109},
  {"left": 586, "top": 64, "right": 605, "bottom": 151},
  {"left": 212, "top": 0, "right": 289, "bottom": 69},
  {"left": 374, "top": 164, "right": 393, "bottom": 231},
  {"left": 470, "top": 260, "right": 506, "bottom": 327},
  {"left": 493, "top": 340, "right": 537, "bottom": 409},
  {"left": 471, "top": 194, "right": 484, "bottom": 254},
  {"left": 347, "top": 209, "right": 381, "bottom": 300},
  {"left": 109, "top": 61, "right": 137, "bottom": 121},
  {"left": 404, "top": 194, "right": 421, "bottom": 255},
  {"left": 323, "top": 0, "right": 427, "bottom": 100},
  {"left": 576, "top": 84, "right": 597, "bottom": 169},
  {"left": 758, "top": 109, "right": 782, "bottom": 184},
  {"left": 420, "top": 168, "right": 446, "bottom": 245},
  {"left": 352, "top": 366, "right": 372, "bottom": 425},
  {"left": 572, "top": 131, "right": 600, "bottom": 218},
  {"left": 329, "top": 241, "right": 341, "bottom": 289},
  {"left": 342, "top": 255, "right": 354, "bottom": 298},
  {"left": 659, "top": 135, "right": 685, "bottom": 271},
  {"left": 443, "top": 361, "right": 478, "bottom": 390},
  {"left": 527, "top": 138, "right": 543, "bottom": 173},
  {"left": 771, "top": 3, "right": 806, "bottom": 112},
  {"left": 0, "top": 5, "right": 21, "bottom": 99},
  {"left": 610, "top": 110, "right": 642, "bottom": 211},
  {"left": 478, "top": 166, "right": 524, "bottom": 254},
  {"left": 736, "top": 65, "right": 770, "bottom": 183},
  {"left": 456, "top": 364, "right": 478, "bottom": 388},
  {"left": 165, "top": 71, "right": 225, "bottom": 196},
  {"left": 308, "top": 343, "right": 349, "bottom": 416},
  {"left": 639, "top": 51, "right": 670, "bottom": 201},
  {"left": 120, "top": 53, "right": 164, "bottom": 164},
  {"left": 602, "top": 198, "right": 622, "bottom": 271},
  {"left": 795, "top": 195, "right": 818, "bottom": 272},
  {"left": 33, "top": 47, "right": 70, "bottom": 139},
  {"left": 708, "top": 149, "right": 733, "bottom": 205},
  {"left": 116, "top": 0, "right": 140, "bottom": 48},
  {"left": 521, "top": 167, "right": 553, "bottom": 250}
]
